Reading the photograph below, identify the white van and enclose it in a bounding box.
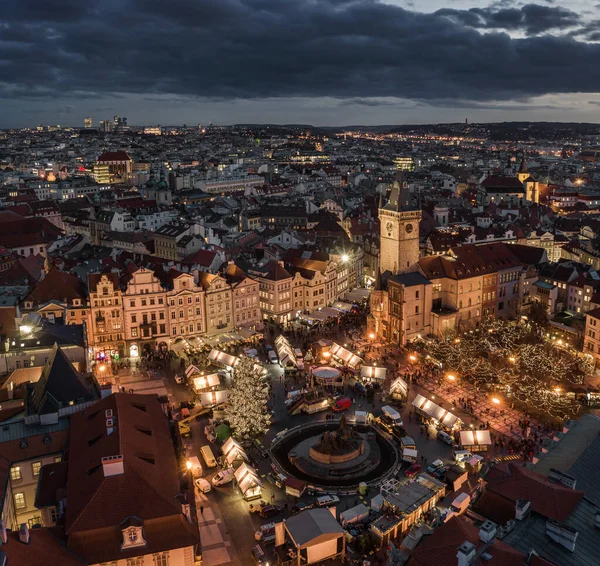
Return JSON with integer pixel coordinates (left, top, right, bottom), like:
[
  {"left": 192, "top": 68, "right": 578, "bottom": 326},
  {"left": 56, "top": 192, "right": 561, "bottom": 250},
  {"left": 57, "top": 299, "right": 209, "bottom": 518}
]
[
  {"left": 382, "top": 405, "right": 403, "bottom": 427},
  {"left": 450, "top": 493, "right": 471, "bottom": 515},
  {"left": 195, "top": 478, "right": 212, "bottom": 493},
  {"left": 317, "top": 494, "right": 340, "bottom": 507},
  {"left": 200, "top": 445, "right": 217, "bottom": 468},
  {"left": 268, "top": 350, "right": 279, "bottom": 364},
  {"left": 212, "top": 467, "right": 235, "bottom": 486}
]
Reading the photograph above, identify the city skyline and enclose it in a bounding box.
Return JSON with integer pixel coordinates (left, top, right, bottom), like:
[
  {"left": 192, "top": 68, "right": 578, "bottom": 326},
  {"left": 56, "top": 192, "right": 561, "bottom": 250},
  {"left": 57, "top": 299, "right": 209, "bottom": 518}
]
[{"left": 3, "top": 0, "right": 600, "bottom": 127}]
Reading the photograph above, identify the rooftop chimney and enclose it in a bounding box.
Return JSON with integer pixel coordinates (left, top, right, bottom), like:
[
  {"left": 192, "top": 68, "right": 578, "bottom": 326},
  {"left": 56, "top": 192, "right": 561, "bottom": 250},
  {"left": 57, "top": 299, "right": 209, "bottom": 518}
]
[
  {"left": 479, "top": 520, "right": 498, "bottom": 544},
  {"left": 548, "top": 468, "right": 577, "bottom": 489},
  {"left": 101, "top": 455, "right": 124, "bottom": 477},
  {"left": 18, "top": 524, "right": 29, "bottom": 545},
  {"left": 515, "top": 499, "right": 531, "bottom": 521},
  {"left": 457, "top": 541, "right": 477, "bottom": 566},
  {"left": 546, "top": 519, "right": 578, "bottom": 552},
  {"left": 100, "top": 384, "right": 114, "bottom": 399},
  {"left": 106, "top": 417, "right": 115, "bottom": 435}
]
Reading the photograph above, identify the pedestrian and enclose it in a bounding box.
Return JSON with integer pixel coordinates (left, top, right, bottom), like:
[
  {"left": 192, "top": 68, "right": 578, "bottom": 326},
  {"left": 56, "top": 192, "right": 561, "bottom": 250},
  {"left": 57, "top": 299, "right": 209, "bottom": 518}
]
[{"left": 200, "top": 505, "right": 204, "bottom": 515}]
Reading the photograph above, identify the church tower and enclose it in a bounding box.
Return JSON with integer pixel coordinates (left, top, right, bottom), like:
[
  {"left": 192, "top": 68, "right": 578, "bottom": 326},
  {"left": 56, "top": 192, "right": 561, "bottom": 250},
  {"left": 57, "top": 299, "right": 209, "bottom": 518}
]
[{"left": 379, "top": 173, "right": 422, "bottom": 275}]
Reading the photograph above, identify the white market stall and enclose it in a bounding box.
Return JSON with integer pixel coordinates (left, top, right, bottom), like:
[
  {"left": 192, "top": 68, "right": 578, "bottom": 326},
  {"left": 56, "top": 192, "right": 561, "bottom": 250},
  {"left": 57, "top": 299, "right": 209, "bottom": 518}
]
[
  {"left": 329, "top": 343, "right": 363, "bottom": 370},
  {"left": 390, "top": 377, "right": 408, "bottom": 400},
  {"left": 200, "top": 390, "right": 228, "bottom": 407},
  {"left": 275, "top": 335, "right": 299, "bottom": 369},
  {"left": 192, "top": 373, "right": 220, "bottom": 392},
  {"left": 222, "top": 437, "right": 248, "bottom": 465},
  {"left": 412, "top": 394, "right": 461, "bottom": 430},
  {"left": 332, "top": 301, "right": 354, "bottom": 312},
  {"left": 234, "top": 462, "right": 263, "bottom": 501},
  {"left": 459, "top": 430, "right": 492, "bottom": 453},
  {"left": 208, "top": 349, "right": 239, "bottom": 369},
  {"left": 361, "top": 365, "right": 387, "bottom": 383}
]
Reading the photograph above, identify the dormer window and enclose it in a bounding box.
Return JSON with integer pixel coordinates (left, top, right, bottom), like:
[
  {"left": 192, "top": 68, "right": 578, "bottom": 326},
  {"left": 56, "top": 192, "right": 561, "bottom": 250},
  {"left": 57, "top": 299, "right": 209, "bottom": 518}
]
[{"left": 120, "top": 525, "right": 146, "bottom": 550}]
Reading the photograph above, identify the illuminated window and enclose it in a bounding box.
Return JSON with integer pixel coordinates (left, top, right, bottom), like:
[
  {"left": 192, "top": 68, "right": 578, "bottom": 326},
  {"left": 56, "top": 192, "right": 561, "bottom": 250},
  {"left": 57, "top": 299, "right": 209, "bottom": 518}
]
[
  {"left": 14, "top": 492, "right": 25, "bottom": 509},
  {"left": 31, "top": 462, "right": 42, "bottom": 476},
  {"left": 10, "top": 466, "right": 21, "bottom": 481}
]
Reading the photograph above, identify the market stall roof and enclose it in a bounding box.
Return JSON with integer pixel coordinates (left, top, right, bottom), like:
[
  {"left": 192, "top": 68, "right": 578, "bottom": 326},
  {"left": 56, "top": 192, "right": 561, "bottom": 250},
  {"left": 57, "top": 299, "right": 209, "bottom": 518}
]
[
  {"left": 312, "top": 366, "right": 341, "bottom": 381},
  {"left": 208, "top": 349, "right": 239, "bottom": 368},
  {"left": 192, "top": 373, "right": 220, "bottom": 391},
  {"left": 222, "top": 436, "right": 246, "bottom": 463},
  {"left": 459, "top": 430, "right": 492, "bottom": 446},
  {"left": 275, "top": 334, "right": 298, "bottom": 368},
  {"left": 185, "top": 364, "right": 203, "bottom": 378},
  {"left": 237, "top": 328, "right": 262, "bottom": 340},
  {"left": 285, "top": 508, "right": 344, "bottom": 549},
  {"left": 234, "top": 462, "right": 262, "bottom": 494},
  {"left": 344, "top": 288, "right": 370, "bottom": 303},
  {"left": 329, "top": 342, "right": 363, "bottom": 368},
  {"left": 332, "top": 301, "right": 354, "bottom": 312},
  {"left": 390, "top": 377, "right": 408, "bottom": 396},
  {"left": 200, "top": 389, "right": 228, "bottom": 407},
  {"left": 412, "top": 394, "right": 460, "bottom": 428},
  {"left": 361, "top": 366, "right": 387, "bottom": 381},
  {"left": 339, "top": 503, "right": 369, "bottom": 524}
]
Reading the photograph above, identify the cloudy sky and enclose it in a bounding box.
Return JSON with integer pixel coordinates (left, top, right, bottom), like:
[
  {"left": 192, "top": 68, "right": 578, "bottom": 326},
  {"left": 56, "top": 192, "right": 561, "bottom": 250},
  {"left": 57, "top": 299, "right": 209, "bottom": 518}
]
[{"left": 2, "top": 0, "right": 600, "bottom": 127}]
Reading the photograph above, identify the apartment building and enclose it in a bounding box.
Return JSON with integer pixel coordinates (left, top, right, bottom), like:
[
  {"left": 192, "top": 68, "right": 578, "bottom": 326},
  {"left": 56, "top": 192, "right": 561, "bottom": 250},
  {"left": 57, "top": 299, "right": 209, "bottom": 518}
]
[
  {"left": 224, "top": 263, "right": 261, "bottom": 330},
  {"left": 123, "top": 268, "right": 169, "bottom": 358},
  {"left": 249, "top": 260, "right": 293, "bottom": 323},
  {"left": 87, "top": 272, "right": 125, "bottom": 361},
  {"left": 584, "top": 308, "right": 600, "bottom": 365},
  {"left": 198, "top": 273, "right": 234, "bottom": 335},
  {"left": 167, "top": 271, "right": 206, "bottom": 339}
]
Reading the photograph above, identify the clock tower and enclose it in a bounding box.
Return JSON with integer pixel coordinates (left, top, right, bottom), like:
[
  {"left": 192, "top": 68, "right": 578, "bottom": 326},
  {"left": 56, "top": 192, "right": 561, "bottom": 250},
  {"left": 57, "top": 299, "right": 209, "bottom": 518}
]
[{"left": 379, "top": 173, "right": 421, "bottom": 275}]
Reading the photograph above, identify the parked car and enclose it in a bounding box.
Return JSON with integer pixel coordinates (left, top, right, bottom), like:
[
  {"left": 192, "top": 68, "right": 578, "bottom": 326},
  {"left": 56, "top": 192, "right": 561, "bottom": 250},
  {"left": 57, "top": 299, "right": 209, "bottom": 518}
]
[
  {"left": 437, "top": 430, "right": 454, "bottom": 445},
  {"left": 405, "top": 463, "right": 422, "bottom": 478},
  {"left": 259, "top": 504, "right": 283, "bottom": 519},
  {"left": 433, "top": 466, "right": 448, "bottom": 480},
  {"left": 316, "top": 495, "right": 340, "bottom": 507},
  {"left": 212, "top": 468, "right": 235, "bottom": 486},
  {"left": 174, "top": 374, "right": 184, "bottom": 384},
  {"left": 291, "top": 501, "right": 314, "bottom": 515},
  {"left": 195, "top": 478, "right": 212, "bottom": 493},
  {"left": 426, "top": 459, "right": 445, "bottom": 474},
  {"left": 332, "top": 398, "right": 352, "bottom": 412}
]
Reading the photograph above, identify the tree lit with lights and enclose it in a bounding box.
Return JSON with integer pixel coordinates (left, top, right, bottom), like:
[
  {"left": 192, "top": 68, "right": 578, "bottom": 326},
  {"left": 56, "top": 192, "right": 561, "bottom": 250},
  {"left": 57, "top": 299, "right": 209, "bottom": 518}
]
[{"left": 225, "top": 356, "right": 271, "bottom": 439}]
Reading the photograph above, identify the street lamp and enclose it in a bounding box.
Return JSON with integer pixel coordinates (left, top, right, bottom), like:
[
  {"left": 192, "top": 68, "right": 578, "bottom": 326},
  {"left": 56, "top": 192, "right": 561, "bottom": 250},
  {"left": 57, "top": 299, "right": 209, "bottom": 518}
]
[
  {"left": 369, "top": 333, "right": 375, "bottom": 340},
  {"left": 186, "top": 460, "right": 192, "bottom": 470},
  {"left": 99, "top": 364, "right": 106, "bottom": 372},
  {"left": 491, "top": 397, "right": 500, "bottom": 405},
  {"left": 447, "top": 374, "right": 456, "bottom": 381},
  {"left": 508, "top": 356, "right": 515, "bottom": 363},
  {"left": 409, "top": 355, "right": 417, "bottom": 362}
]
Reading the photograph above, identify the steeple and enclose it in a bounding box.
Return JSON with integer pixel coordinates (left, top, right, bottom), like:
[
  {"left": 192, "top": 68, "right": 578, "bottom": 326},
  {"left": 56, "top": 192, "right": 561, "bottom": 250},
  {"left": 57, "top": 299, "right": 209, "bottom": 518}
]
[
  {"left": 378, "top": 189, "right": 384, "bottom": 210},
  {"left": 518, "top": 158, "right": 527, "bottom": 174},
  {"left": 374, "top": 266, "right": 383, "bottom": 291}
]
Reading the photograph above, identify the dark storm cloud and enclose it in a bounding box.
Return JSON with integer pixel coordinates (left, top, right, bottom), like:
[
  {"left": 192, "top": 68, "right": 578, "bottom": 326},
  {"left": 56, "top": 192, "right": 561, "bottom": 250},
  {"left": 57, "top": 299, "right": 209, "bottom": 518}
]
[
  {"left": 0, "top": 0, "right": 597, "bottom": 107},
  {"left": 436, "top": 3, "right": 581, "bottom": 35}
]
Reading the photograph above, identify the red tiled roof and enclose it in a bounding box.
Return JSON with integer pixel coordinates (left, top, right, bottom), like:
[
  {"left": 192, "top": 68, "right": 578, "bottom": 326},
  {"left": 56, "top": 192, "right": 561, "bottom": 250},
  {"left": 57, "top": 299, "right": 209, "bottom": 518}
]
[
  {"left": 485, "top": 463, "right": 583, "bottom": 522},
  {"left": 2, "top": 528, "right": 83, "bottom": 566},
  {"left": 26, "top": 269, "right": 87, "bottom": 305},
  {"left": 182, "top": 248, "right": 217, "bottom": 267},
  {"left": 65, "top": 393, "right": 198, "bottom": 562}
]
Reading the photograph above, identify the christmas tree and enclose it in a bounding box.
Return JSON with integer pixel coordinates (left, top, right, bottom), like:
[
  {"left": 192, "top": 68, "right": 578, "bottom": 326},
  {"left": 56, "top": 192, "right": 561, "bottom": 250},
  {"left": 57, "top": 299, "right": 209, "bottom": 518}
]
[{"left": 225, "top": 356, "right": 271, "bottom": 439}]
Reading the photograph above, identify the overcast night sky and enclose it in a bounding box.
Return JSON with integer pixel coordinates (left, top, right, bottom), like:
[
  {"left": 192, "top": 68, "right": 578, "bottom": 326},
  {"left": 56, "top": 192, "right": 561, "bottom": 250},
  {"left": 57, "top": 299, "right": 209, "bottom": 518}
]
[{"left": 2, "top": 0, "right": 600, "bottom": 127}]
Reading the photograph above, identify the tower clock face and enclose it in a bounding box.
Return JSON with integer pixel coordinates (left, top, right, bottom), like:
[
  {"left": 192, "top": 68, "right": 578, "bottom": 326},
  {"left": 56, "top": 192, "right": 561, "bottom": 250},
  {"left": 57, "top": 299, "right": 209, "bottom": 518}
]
[
  {"left": 386, "top": 221, "right": 394, "bottom": 236},
  {"left": 405, "top": 223, "right": 414, "bottom": 234}
]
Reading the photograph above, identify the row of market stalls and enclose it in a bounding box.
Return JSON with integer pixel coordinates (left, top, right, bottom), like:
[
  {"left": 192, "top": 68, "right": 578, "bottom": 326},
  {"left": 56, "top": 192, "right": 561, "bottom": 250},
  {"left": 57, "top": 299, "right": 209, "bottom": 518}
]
[
  {"left": 297, "top": 302, "right": 355, "bottom": 326},
  {"left": 412, "top": 394, "right": 462, "bottom": 430},
  {"left": 221, "top": 437, "right": 264, "bottom": 500}
]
